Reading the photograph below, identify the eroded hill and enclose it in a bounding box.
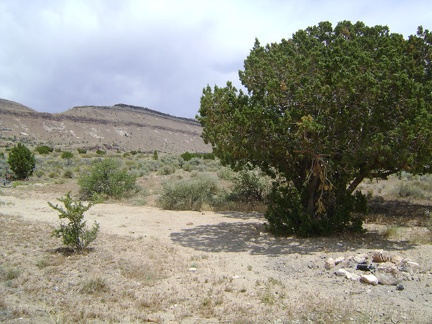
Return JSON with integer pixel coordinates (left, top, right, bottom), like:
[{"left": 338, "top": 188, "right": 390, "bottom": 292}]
[{"left": 0, "top": 99, "right": 210, "bottom": 154}]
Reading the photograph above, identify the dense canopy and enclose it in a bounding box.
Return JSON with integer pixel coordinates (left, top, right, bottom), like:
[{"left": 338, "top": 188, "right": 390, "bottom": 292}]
[{"left": 198, "top": 21, "right": 432, "bottom": 236}]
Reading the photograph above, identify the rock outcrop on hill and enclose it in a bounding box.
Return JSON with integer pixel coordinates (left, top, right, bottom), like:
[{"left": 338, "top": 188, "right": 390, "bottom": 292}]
[{"left": 0, "top": 99, "right": 210, "bottom": 154}]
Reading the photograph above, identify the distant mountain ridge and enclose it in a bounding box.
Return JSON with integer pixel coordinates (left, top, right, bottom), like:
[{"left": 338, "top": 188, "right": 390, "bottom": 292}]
[{"left": 0, "top": 99, "right": 210, "bottom": 154}]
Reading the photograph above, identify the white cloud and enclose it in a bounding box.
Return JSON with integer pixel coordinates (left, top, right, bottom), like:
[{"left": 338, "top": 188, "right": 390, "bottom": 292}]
[{"left": 0, "top": 0, "right": 430, "bottom": 117}]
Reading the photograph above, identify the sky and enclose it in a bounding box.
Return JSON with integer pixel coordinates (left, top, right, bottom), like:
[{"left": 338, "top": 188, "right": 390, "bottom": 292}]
[{"left": 1, "top": 0, "right": 431, "bottom": 118}]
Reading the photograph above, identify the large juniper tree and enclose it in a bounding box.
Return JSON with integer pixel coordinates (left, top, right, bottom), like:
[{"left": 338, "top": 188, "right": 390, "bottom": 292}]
[{"left": 198, "top": 21, "right": 432, "bottom": 236}]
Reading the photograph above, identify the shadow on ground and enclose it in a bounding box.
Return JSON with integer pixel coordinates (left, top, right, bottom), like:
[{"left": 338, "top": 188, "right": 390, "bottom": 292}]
[{"left": 170, "top": 218, "right": 417, "bottom": 256}]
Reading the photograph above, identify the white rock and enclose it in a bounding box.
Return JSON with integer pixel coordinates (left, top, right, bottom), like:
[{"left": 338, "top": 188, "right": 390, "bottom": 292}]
[
  {"left": 346, "top": 272, "right": 361, "bottom": 281},
  {"left": 353, "top": 255, "right": 367, "bottom": 264},
  {"left": 400, "top": 260, "right": 420, "bottom": 275},
  {"left": 188, "top": 268, "right": 197, "bottom": 272},
  {"left": 334, "top": 257, "right": 345, "bottom": 265},
  {"left": 376, "top": 263, "right": 402, "bottom": 285},
  {"left": 324, "top": 258, "right": 336, "bottom": 270},
  {"left": 335, "top": 268, "right": 350, "bottom": 277},
  {"left": 360, "top": 274, "right": 379, "bottom": 286}
]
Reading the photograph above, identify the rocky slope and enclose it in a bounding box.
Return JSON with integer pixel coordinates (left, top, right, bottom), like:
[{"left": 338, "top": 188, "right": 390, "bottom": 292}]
[{"left": 0, "top": 99, "right": 210, "bottom": 154}]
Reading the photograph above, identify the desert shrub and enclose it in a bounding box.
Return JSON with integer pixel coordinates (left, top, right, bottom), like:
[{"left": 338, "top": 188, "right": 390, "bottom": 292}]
[
  {"left": 35, "top": 169, "right": 45, "bottom": 178},
  {"left": 78, "top": 158, "right": 138, "bottom": 200},
  {"left": 49, "top": 192, "right": 99, "bottom": 251},
  {"left": 158, "top": 164, "right": 176, "bottom": 175},
  {"left": 61, "top": 151, "right": 74, "bottom": 159},
  {"left": 35, "top": 145, "right": 54, "bottom": 155},
  {"left": 217, "top": 166, "right": 235, "bottom": 180},
  {"left": 393, "top": 181, "right": 431, "bottom": 200},
  {"left": 63, "top": 169, "right": 73, "bottom": 179},
  {"left": 96, "top": 149, "right": 106, "bottom": 156},
  {"left": 228, "top": 168, "right": 272, "bottom": 203},
  {"left": 144, "top": 160, "right": 162, "bottom": 172},
  {"left": 7, "top": 142, "right": 36, "bottom": 179},
  {"left": 77, "top": 148, "right": 87, "bottom": 154},
  {"left": 181, "top": 151, "right": 194, "bottom": 161},
  {"left": 153, "top": 150, "right": 159, "bottom": 160},
  {"left": 158, "top": 173, "right": 222, "bottom": 210}
]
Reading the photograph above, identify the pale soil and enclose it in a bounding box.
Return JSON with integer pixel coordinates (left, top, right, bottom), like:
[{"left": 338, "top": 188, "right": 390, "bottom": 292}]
[{"left": 1, "top": 181, "right": 432, "bottom": 323}]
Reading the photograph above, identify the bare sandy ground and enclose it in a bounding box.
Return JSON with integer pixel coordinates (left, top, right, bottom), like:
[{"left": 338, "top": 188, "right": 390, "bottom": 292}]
[{"left": 1, "top": 184, "right": 432, "bottom": 323}]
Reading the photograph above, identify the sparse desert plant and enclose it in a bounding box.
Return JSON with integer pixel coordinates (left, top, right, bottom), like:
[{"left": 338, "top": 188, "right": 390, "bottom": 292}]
[
  {"left": 158, "top": 164, "right": 176, "bottom": 175},
  {"left": 78, "top": 158, "right": 138, "bottom": 200},
  {"left": 63, "top": 169, "right": 73, "bottom": 179},
  {"left": 61, "top": 151, "right": 74, "bottom": 167},
  {"left": 49, "top": 192, "right": 99, "bottom": 251},
  {"left": 35, "top": 145, "right": 54, "bottom": 155},
  {"left": 77, "top": 148, "right": 87, "bottom": 154},
  {"left": 80, "top": 277, "right": 109, "bottom": 294},
  {"left": 158, "top": 173, "right": 222, "bottom": 210}
]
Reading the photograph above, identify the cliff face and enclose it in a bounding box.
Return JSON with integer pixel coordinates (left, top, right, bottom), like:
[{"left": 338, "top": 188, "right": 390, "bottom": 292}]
[{"left": 0, "top": 99, "right": 210, "bottom": 154}]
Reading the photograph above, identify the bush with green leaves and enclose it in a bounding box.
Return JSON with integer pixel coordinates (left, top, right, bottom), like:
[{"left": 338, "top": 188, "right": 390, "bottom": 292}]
[
  {"left": 229, "top": 167, "right": 272, "bottom": 203},
  {"left": 158, "top": 173, "right": 223, "bottom": 210},
  {"left": 35, "top": 145, "right": 54, "bottom": 155},
  {"left": 7, "top": 142, "right": 36, "bottom": 179},
  {"left": 78, "top": 158, "right": 137, "bottom": 200},
  {"left": 49, "top": 192, "right": 99, "bottom": 251}
]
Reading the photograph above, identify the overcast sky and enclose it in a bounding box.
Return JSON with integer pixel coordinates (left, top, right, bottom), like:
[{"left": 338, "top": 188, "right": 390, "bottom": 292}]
[{"left": 1, "top": 0, "right": 430, "bottom": 118}]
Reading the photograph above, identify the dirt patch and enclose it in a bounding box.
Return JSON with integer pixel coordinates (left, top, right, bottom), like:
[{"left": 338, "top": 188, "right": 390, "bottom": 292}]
[{"left": 1, "top": 184, "right": 432, "bottom": 323}]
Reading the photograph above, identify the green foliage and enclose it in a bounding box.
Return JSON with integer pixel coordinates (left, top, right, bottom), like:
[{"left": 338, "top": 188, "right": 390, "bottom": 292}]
[
  {"left": 78, "top": 158, "right": 138, "bottom": 200},
  {"left": 35, "top": 145, "right": 54, "bottom": 155},
  {"left": 153, "top": 150, "right": 159, "bottom": 160},
  {"left": 49, "top": 192, "right": 99, "bottom": 251},
  {"left": 77, "top": 148, "right": 87, "bottom": 154},
  {"left": 96, "top": 149, "right": 106, "bottom": 156},
  {"left": 198, "top": 21, "right": 432, "bottom": 236},
  {"left": 158, "top": 173, "right": 222, "bottom": 210},
  {"left": 229, "top": 167, "right": 272, "bottom": 203},
  {"left": 181, "top": 151, "right": 215, "bottom": 161},
  {"left": 7, "top": 143, "right": 36, "bottom": 179},
  {"left": 61, "top": 151, "right": 74, "bottom": 159},
  {"left": 181, "top": 151, "right": 194, "bottom": 161}
]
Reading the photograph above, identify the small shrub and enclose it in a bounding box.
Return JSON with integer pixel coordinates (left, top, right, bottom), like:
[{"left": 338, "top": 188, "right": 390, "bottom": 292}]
[
  {"left": 158, "top": 173, "right": 222, "bottom": 210},
  {"left": 153, "top": 150, "right": 159, "bottom": 160},
  {"left": 96, "top": 150, "right": 106, "bottom": 156},
  {"left": 35, "top": 145, "right": 54, "bottom": 155},
  {"left": 78, "top": 158, "right": 138, "bottom": 200},
  {"left": 77, "top": 148, "right": 87, "bottom": 154},
  {"left": 7, "top": 143, "right": 36, "bottom": 179},
  {"left": 63, "top": 169, "right": 73, "bottom": 179},
  {"left": 61, "top": 151, "right": 74, "bottom": 160},
  {"left": 229, "top": 168, "right": 271, "bottom": 203},
  {"left": 80, "top": 277, "right": 109, "bottom": 294},
  {"left": 49, "top": 192, "right": 99, "bottom": 251},
  {"left": 158, "top": 164, "right": 176, "bottom": 175}
]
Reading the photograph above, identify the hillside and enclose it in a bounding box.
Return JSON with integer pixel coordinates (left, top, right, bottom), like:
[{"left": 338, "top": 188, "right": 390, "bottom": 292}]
[{"left": 0, "top": 100, "right": 211, "bottom": 154}]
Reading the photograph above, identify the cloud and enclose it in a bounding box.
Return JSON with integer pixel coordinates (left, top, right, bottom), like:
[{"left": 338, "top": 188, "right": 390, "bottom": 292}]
[{"left": 0, "top": 0, "right": 431, "bottom": 117}]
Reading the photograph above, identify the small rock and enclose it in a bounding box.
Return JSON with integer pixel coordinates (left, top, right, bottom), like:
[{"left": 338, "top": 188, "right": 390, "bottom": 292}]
[
  {"left": 376, "top": 263, "right": 402, "bottom": 285},
  {"left": 400, "top": 260, "right": 420, "bottom": 275},
  {"left": 391, "top": 255, "right": 403, "bottom": 264},
  {"left": 360, "top": 274, "right": 379, "bottom": 286},
  {"left": 396, "top": 283, "right": 404, "bottom": 291},
  {"left": 353, "top": 255, "right": 367, "bottom": 264},
  {"left": 324, "top": 258, "right": 336, "bottom": 270},
  {"left": 335, "top": 268, "right": 350, "bottom": 277},
  {"left": 346, "top": 272, "right": 360, "bottom": 281},
  {"left": 188, "top": 268, "right": 197, "bottom": 272},
  {"left": 372, "top": 250, "right": 390, "bottom": 263},
  {"left": 334, "top": 257, "right": 345, "bottom": 265}
]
